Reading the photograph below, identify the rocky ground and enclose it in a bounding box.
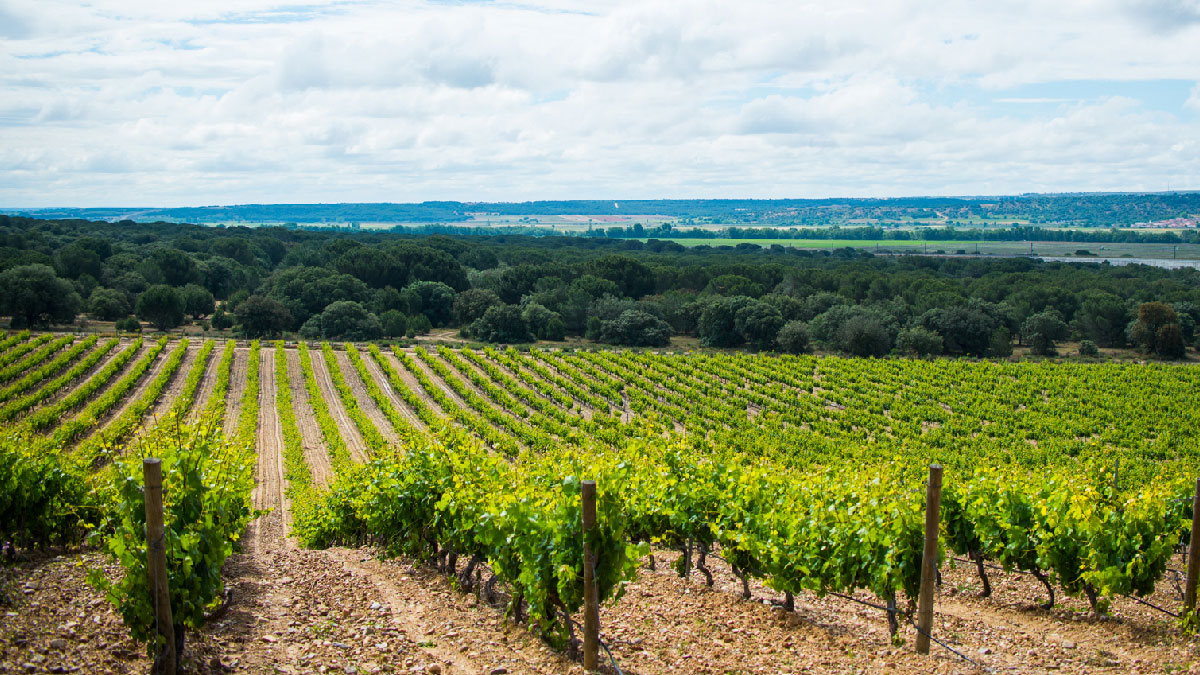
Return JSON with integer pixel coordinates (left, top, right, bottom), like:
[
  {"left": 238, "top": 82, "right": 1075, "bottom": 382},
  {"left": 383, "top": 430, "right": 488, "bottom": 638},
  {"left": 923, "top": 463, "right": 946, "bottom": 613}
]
[{"left": 4, "top": 542, "right": 1200, "bottom": 675}]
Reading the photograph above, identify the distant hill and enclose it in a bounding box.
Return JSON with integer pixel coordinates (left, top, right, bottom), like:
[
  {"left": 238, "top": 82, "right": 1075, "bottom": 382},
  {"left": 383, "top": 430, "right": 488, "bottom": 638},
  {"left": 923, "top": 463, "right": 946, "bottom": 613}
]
[{"left": 5, "top": 192, "right": 1200, "bottom": 227}]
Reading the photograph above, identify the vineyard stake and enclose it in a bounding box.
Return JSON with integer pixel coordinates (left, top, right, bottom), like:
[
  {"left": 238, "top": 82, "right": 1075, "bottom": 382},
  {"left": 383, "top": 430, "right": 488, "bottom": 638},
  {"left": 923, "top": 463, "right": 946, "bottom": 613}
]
[
  {"left": 582, "top": 479, "right": 599, "bottom": 671},
  {"left": 144, "top": 458, "right": 176, "bottom": 675},
  {"left": 916, "top": 464, "right": 943, "bottom": 655},
  {"left": 1185, "top": 478, "right": 1200, "bottom": 617}
]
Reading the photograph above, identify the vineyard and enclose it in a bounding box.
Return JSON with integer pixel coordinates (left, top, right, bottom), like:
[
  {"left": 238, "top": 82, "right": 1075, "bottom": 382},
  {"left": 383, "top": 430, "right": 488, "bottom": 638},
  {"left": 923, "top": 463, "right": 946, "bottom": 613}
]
[{"left": 2, "top": 330, "right": 1200, "bottom": 674}]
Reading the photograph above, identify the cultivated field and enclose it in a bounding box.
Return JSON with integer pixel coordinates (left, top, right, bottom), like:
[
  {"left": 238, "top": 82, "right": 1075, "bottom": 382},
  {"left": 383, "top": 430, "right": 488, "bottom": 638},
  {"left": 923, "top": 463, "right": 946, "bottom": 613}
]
[
  {"left": 650, "top": 238, "right": 1200, "bottom": 260},
  {"left": 2, "top": 332, "right": 1200, "bottom": 674}
]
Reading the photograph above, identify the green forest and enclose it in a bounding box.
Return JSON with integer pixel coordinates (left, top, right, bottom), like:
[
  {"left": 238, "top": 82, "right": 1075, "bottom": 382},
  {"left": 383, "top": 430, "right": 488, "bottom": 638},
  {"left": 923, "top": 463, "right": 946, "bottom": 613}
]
[{"left": 1, "top": 214, "right": 1197, "bottom": 359}]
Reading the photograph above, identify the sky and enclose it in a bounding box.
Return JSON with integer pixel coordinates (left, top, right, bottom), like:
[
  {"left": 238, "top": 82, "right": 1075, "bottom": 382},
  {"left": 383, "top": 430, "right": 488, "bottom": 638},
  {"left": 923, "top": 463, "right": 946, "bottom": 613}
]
[{"left": 2, "top": 0, "right": 1200, "bottom": 207}]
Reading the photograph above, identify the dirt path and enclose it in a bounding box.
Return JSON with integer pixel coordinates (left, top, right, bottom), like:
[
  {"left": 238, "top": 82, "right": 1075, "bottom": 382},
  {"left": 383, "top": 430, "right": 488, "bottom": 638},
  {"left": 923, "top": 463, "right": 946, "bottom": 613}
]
[
  {"left": 332, "top": 349, "right": 402, "bottom": 446},
  {"left": 222, "top": 347, "right": 249, "bottom": 436},
  {"left": 205, "top": 345, "right": 566, "bottom": 675},
  {"left": 286, "top": 348, "right": 336, "bottom": 490},
  {"left": 247, "top": 345, "right": 287, "bottom": 557},
  {"left": 576, "top": 546, "right": 1200, "bottom": 675},
  {"left": 327, "top": 548, "right": 579, "bottom": 675},
  {"left": 309, "top": 348, "right": 369, "bottom": 463},
  {"left": 187, "top": 341, "right": 224, "bottom": 423}
]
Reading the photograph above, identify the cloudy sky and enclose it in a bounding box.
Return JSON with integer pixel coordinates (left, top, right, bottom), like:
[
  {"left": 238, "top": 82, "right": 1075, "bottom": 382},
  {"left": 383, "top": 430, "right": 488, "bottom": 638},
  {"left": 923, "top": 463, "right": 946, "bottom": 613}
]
[{"left": 2, "top": 0, "right": 1199, "bottom": 206}]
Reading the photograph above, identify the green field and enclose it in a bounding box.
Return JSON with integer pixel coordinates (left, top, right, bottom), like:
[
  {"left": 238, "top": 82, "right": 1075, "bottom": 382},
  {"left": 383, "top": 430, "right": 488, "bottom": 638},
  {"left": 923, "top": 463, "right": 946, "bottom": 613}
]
[{"left": 645, "top": 238, "right": 1200, "bottom": 260}]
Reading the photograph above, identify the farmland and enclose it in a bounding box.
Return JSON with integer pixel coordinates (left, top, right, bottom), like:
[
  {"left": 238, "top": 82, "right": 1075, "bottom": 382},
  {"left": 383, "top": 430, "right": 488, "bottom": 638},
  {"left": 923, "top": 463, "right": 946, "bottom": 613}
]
[
  {"left": 2, "top": 329, "right": 1200, "bottom": 674},
  {"left": 647, "top": 237, "right": 1200, "bottom": 260}
]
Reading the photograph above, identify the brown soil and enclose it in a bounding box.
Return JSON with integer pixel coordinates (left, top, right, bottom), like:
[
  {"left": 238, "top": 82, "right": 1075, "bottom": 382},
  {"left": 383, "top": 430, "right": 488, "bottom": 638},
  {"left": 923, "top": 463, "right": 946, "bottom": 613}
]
[
  {"left": 222, "top": 347, "right": 249, "bottom": 436},
  {"left": 143, "top": 341, "right": 199, "bottom": 423},
  {"left": 7, "top": 543, "right": 1199, "bottom": 675},
  {"left": 249, "top": 345, "right": 287, "bottom": 557},
  {"left": 187, "top": 342, "right": 224, "bottom": 424},
  {"left": 308, "top": 349, "right": 369, "bottom": 463},
  {"left": 560, "top": 547, "right": 1200, "bottom": 675},
  {"left": 332, "top": 350, "right": 402, "bottom": 447},
  {"left": 284, "top": 348, "right": 335, "bottom": 490}
]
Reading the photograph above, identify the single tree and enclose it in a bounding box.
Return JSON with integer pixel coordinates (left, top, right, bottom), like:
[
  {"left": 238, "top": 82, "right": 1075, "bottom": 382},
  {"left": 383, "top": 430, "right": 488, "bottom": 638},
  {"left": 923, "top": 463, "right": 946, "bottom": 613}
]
[
  {"left": 1022, "top": 309, "right": 1069, "bottom": 356},
  {"left": 380, "top": 310, "right": 408, "bottom": 339},
  {"left": 1129, "top": 302, "right": 1181, "bottom": 357},
  {"left": 836, "top": 314, "right": 892, "bottom": 357},
  {"left": 136, "top": 285, "right": 186, "bottom": 331},
  {"left": 236, "top": 295, "right": 293, "bottom": 338},
  {"left": 317, "top": 301, "right": 383, "bottom": 341},
  {"left": 182, "top": 284, "right": 215, "bottom": 319},
  {"left": 0, "top": 264, "right": 82, "bottom": 328},
  {"left": 88, "top": 287, "right": 131, "bottom": 321},
  {"left": 734, "top": 301, "right": 784, "bottom": 350},
  {"left": 470, "top": 305, "right": 532, "bottom": 343},
  {"left": 522, "top": 303, "right": 564, "bottom": 340},
  {"left": 453, "top": 288, "right": 503, "bottom": 325}
]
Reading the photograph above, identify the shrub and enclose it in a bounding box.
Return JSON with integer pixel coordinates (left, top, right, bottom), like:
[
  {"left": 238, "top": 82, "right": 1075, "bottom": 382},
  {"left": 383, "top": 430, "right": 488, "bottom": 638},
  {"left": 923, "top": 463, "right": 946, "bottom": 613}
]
[
  {"left": 115, "top": 316, "right": 142, "bottom": 333},
  {"left": 210, "top": 307, "right": 233, "bottom": 331},
  {"left": 408, "top": 313, "right": 432, "bottom": 336},
  {"left": 896, "top": 327, "right": 943, "bottom": 357},
  {"left": 1078, "top": 340, "right": 1099, "bottom": 357},
  {"left": 380, "top": 310, "right": 408, "bottom": 339},
  {"left": 774, "top": 321, "right": 811, "bottom": 354},
  {"left": 597, "top": 310, "right": 672, "bottom": 347}
]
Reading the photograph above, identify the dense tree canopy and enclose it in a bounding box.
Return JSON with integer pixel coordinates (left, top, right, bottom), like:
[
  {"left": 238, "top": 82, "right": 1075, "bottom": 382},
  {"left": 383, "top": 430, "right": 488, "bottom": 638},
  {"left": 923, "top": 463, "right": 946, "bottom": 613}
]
[
  {"left": 0, "top": 214, "right": 1196, "bottom": 360},
  {"left": 470, "top": 305, "right": 532, "bottom": 343}
]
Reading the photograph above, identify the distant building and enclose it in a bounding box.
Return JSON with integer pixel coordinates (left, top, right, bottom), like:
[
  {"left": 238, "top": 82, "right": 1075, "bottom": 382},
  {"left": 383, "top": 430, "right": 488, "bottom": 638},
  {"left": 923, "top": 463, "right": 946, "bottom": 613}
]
[{"left": 1130, "top": 217, "right": 1198, "bottom": 228}]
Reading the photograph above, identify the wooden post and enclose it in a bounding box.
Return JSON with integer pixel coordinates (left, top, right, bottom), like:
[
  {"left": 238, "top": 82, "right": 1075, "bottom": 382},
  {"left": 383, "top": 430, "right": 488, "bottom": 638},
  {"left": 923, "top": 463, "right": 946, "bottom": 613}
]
[
  {"left": 916, "top": 464, "right": 943, "bottom": 655},
  {"left": 581, "top": 480, "right": 599, "bottom": 671},
  {"left": 144, "top": 458, "right": 176, "bottom": 675},
  {"left": 1185, "top": 478, "right": 1200, "bottom": 617}
]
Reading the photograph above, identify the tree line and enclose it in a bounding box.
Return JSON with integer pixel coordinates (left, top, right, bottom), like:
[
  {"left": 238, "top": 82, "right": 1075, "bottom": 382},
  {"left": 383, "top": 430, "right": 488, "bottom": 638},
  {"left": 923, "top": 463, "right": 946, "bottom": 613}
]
[{"left": 0, "top": 215, "right": 1197, "bottom": 359}]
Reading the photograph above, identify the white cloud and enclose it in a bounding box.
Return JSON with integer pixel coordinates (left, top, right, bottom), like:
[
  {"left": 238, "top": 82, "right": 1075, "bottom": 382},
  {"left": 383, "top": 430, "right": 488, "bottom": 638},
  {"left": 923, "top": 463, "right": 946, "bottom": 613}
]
[{"left": 1, "top": 0, "right": 1200, "bottom": 206}]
